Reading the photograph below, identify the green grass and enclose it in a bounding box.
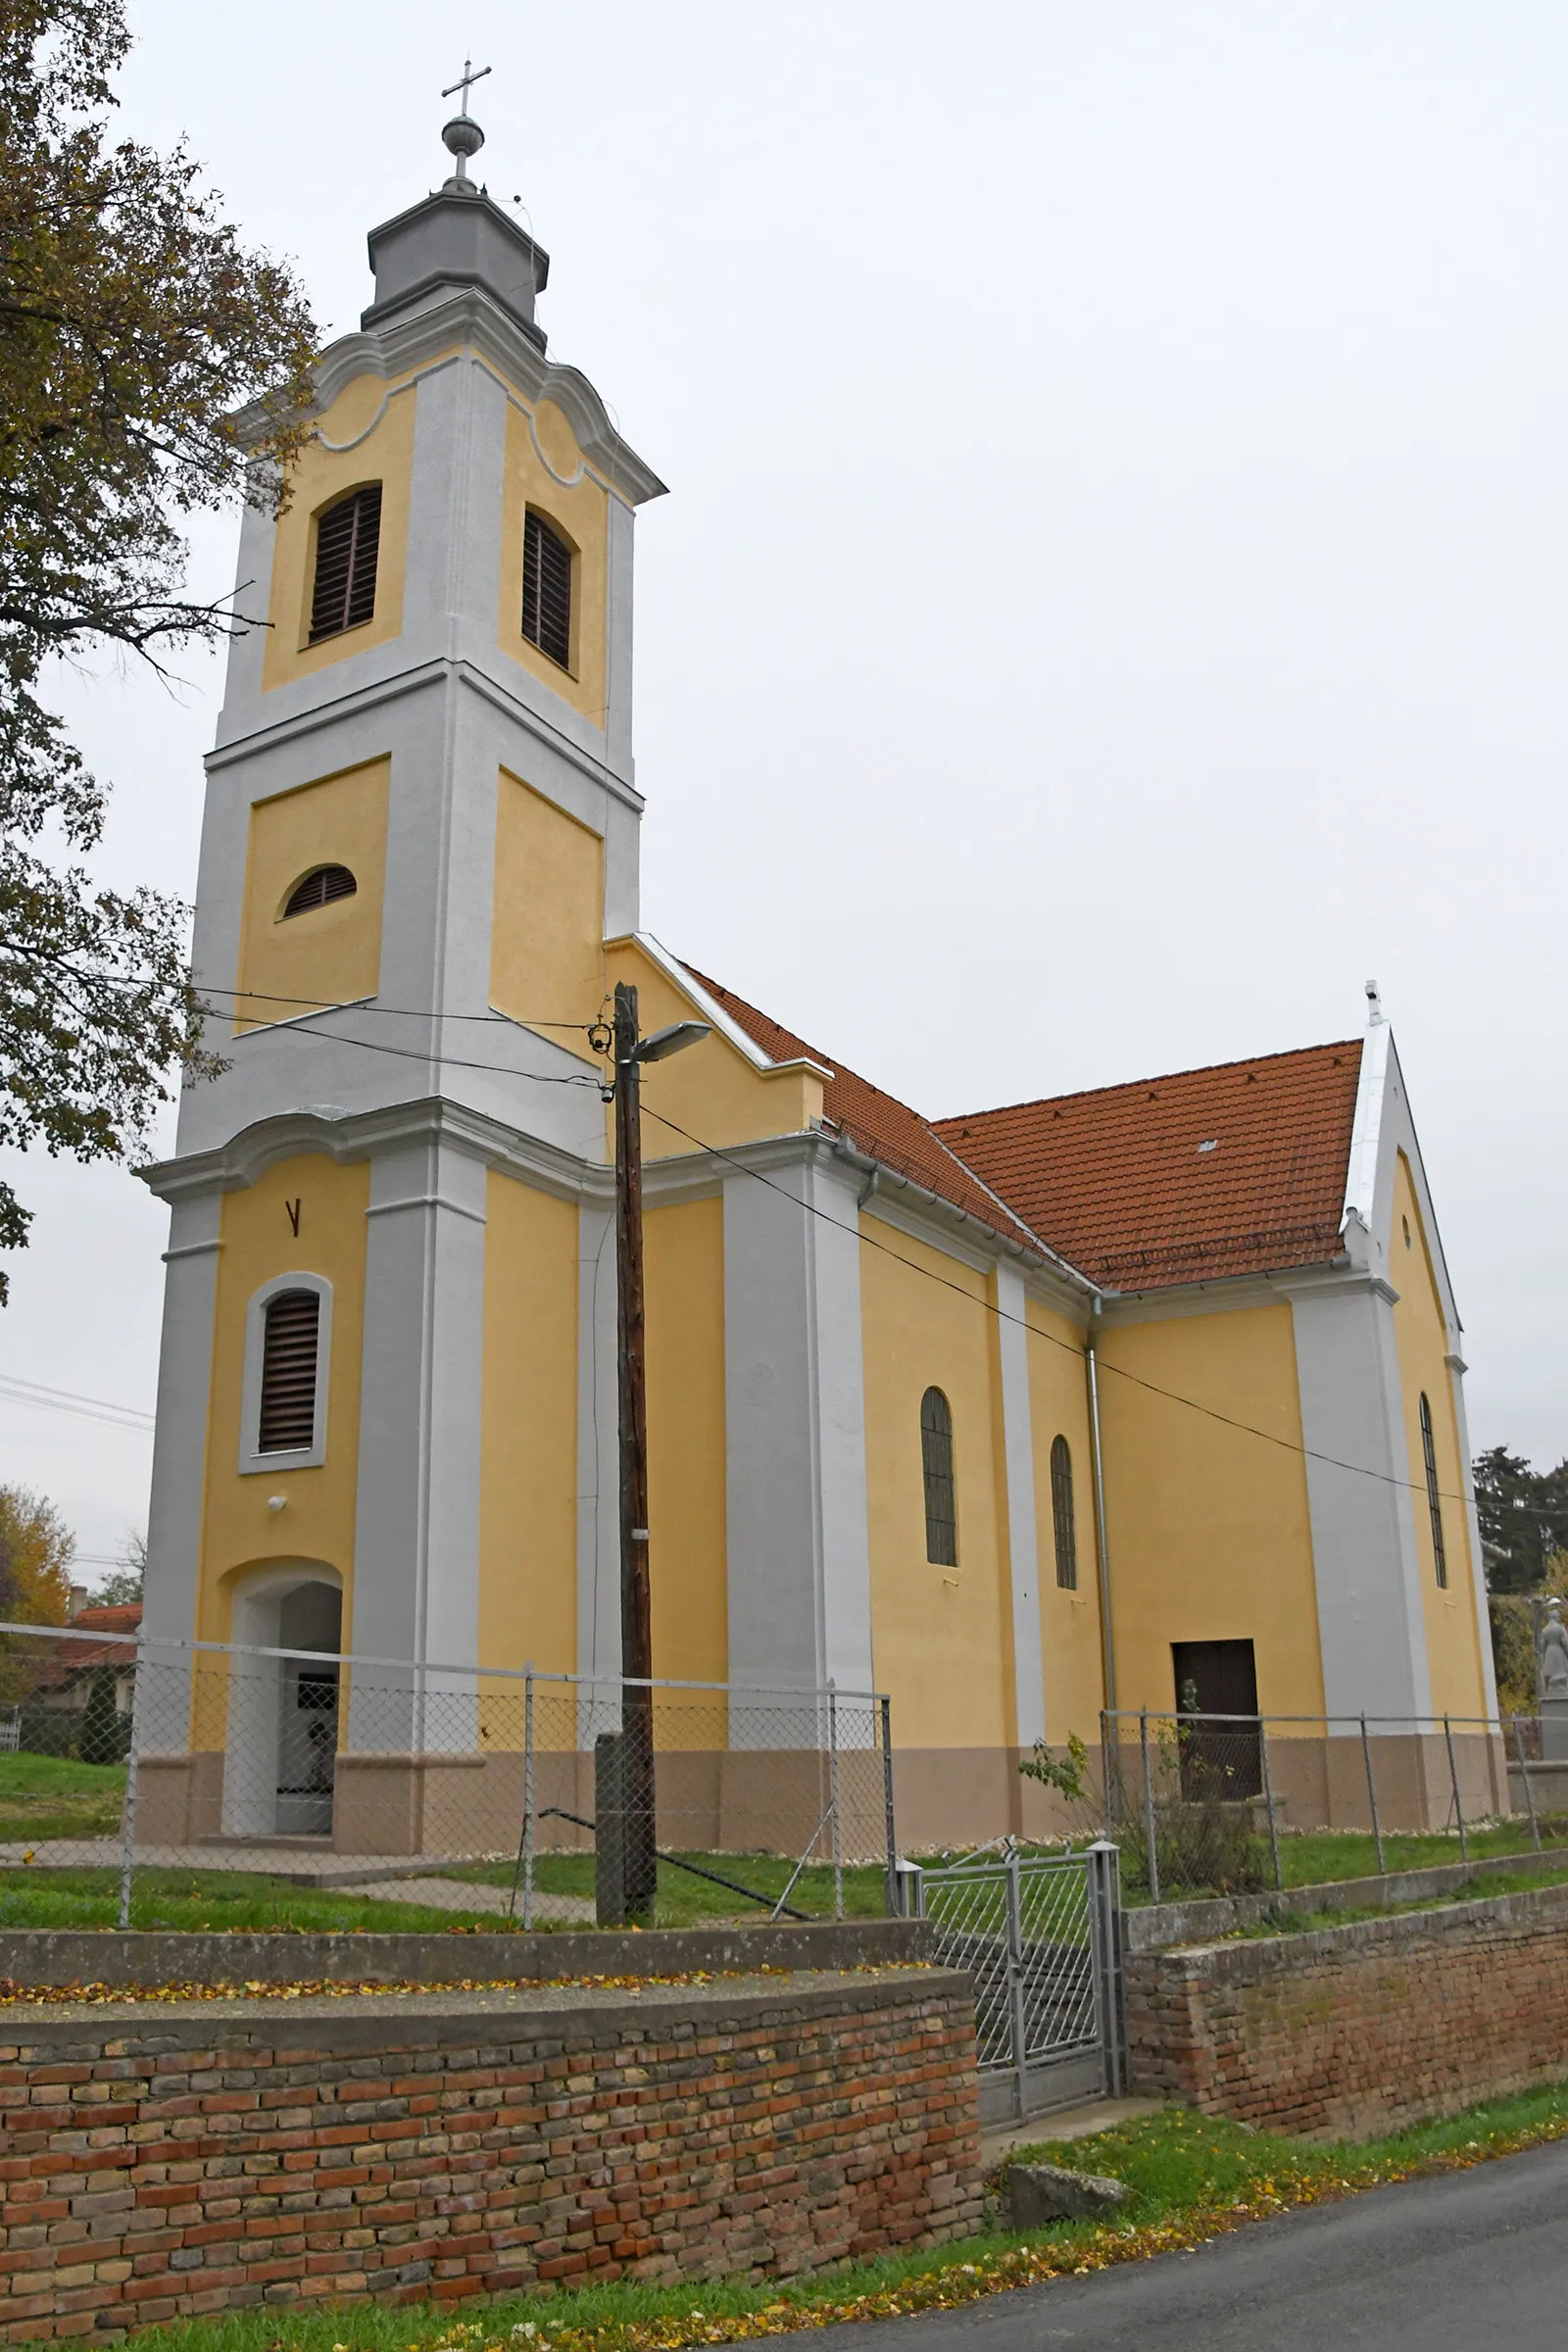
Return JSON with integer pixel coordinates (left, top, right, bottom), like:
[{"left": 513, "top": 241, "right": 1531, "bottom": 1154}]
[
  {"left": 109, "top": 2081, "right": 1568, "bottom": 2351},
  {"left": 0, "top": 1867, "right": 535, "bottom": 1936},
  {"left": 1101, "top": 1817, "right": 1568, "bottom": 1907},
  {"left": 458, "top": 1848, "right": 889, "bottom": 1927},
  {"left": 0, "top": 1747, "right": 126, "bottom": 1842}
]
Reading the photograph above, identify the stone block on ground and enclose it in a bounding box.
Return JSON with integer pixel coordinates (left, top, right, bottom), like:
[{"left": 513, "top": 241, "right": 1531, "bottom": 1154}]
[{"left": 1004, "top": 2162, "right": 1132, "bottom": 2228}]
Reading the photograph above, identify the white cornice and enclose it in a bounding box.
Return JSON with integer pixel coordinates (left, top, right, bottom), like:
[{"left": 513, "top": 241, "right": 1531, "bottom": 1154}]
[
  {"left": 1097, "top": 1256, "right": 1398, "bottom": 1328},
  {"left": 616, "top": 935, "right": 834, "bottom": 1082},
  {"left": 205, "top": 655, "right": 644, "bottom": 813},
  {"left": 234, "top": 289, "right": 667, "bottom": 510}
]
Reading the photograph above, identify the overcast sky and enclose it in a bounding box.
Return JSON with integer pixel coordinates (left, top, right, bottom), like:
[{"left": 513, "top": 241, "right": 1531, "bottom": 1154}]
[{"left": 4, "top": 0, "right": 1566, "bottom": 1579}]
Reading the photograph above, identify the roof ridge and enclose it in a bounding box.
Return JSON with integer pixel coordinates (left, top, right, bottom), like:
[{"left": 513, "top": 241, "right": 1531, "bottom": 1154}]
[{"left": 934, "top": 1036, "right": 1363, "bottom": 1130}]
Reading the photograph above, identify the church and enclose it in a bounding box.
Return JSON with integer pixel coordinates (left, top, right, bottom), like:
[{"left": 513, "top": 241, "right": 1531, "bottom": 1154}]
[{"left": 138, "top": 101, "right": 1497, "bottom": 1851}]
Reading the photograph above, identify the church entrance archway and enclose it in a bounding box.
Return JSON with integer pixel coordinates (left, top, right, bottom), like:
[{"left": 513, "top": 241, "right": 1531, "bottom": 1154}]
[{"left": 221, "top": 1567, "right": 343, "bottom": 1841}]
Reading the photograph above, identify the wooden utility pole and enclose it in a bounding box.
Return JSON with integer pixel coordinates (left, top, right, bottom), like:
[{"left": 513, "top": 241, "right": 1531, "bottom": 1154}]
[{"left": 612, "top": 979, "right": 658, "bottom": 1921}]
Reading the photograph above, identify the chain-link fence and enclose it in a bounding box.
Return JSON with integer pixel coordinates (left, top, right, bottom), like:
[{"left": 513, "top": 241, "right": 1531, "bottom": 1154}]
[
  {"left": 1098, "top": 1709, "right": 1536, "bottom": 1899},
  {"left": 0, "top": 1617, "right": 896, "bottom": 1933}
]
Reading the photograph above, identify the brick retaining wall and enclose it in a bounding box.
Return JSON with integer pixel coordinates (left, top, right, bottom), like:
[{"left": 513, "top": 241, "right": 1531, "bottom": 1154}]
[
  {"left": 1126, "top": 1879, "right": 1568, "bottom": 2137},
  {"left": 0, "top": 1967, "right": 981, "bottom": 2344}
]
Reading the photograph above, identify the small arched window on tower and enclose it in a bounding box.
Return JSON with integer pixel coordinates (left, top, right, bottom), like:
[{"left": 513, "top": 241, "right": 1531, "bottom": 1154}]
[
  {"left": 309, "top": 484, "right": 382, "bottom": 643},
  {"left": 1419, "top": 1392, "right": 1447, "bottom": 1588},
  {"left": 522, "top": 508, "right": 573, "bottom": 669},
  {"left": 259, "top": 1291, "right": 321, "bottom": 1454},
  {"left": 920, "top": 1387, "right": 957, "bottom": 1567},
  {"left": 282, "top": 864, "right": 357, "bottom": 918},
  {"left": 1051, "top": 1435, "right": 1078, "bottom": 1590}
]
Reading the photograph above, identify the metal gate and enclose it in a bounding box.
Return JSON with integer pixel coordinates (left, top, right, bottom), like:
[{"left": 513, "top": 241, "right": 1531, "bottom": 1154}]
[{"left": 909, "top": 1839, "right": 1124, "bottom": 2125}]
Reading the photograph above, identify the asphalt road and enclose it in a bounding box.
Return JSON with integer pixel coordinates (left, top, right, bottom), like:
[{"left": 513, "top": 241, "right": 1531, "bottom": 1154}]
[{"left": 830, "top": 2139, "right": 1568, "bottom": 2351}]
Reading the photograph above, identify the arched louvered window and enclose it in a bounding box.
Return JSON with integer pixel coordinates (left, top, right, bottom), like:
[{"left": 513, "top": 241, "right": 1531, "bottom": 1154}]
[
  {"left": 283, "top": 864, "right": 357, "bottom": 918},
  {"left": 309, "top": 485, "right": 382, "bottom": 643},
  {"left": 259, "top": 1291, "right": 320, "bottom": 1453},
  {"left": 920, "top": 1387, "right": 957, "bottom": 1567},
  {"left": 522, "top": 508, "right": 572, "bottom": 668},
  {"left": 1419, "top": 1392, "right": 1447, "bottom": 1588},
  {"left": 1051, "top": 1435, "right": 1078, "bottom": 1591}
]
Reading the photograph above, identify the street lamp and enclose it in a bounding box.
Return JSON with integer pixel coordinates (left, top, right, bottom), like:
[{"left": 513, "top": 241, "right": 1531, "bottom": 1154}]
[{"left": 592, "top": 981, "right": 710, "bottom": 1923}]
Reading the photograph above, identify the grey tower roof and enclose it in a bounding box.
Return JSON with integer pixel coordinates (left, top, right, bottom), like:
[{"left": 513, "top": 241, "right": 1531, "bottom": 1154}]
[{"left": 363, "top": 184, "right": 551, "bottom": 350}]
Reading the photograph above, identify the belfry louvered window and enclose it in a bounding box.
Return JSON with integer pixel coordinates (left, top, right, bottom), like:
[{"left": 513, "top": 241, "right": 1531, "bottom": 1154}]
[
  {"left": 309, "top": 485, "right": 382, "bottom": 642},
  {"left": 920, "top": 1387, "right": 957, "bottom": 1567},
  {"left": 1420, "top": 1392, "right": 1447, "bottom": 1588},
  {"left": 1051, "top": 1435, "right": 1078, "bottom": 1590},
  {"left": 522, "top": 509, "right": 572, "bottom": 668},
  {"left": 258, "top": 1291, "right": 320, "bottom": 1453},
  {"left": 283, "top": 864, "right": 357, "bottom": 917}
]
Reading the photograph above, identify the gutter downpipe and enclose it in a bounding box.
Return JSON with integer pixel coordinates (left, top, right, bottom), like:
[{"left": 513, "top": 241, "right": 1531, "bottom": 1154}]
[{"left": 1086, "top": 1300, "right": 1116, "bottom": 1715}]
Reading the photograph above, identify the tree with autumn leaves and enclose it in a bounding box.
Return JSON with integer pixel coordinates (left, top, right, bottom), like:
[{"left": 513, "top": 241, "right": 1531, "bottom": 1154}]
[{"left": 0, "top": 0, "right": 318, "bottom": 1299}]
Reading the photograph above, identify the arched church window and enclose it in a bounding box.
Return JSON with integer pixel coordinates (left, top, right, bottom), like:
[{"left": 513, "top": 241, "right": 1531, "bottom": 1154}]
[
  {"left": 309, "top": 484, "right": 382, "bottom": 642},
  {"left": 283, "top": 864, "right": 357, "bottom": 917},
  {"left": 1051, "top": 1434, "right": 1078, "bottom": 1590},
  {"left": 522, "top": 508, "right": 573, "bottom": 668},
  {"left": 1419, "top": 1392, "right": 1447, "bottom": 1588},
  {"left": 259, "top": 1291, "right": 321, "bottom": 1453},
  {"left": 920, "top": 1387, "right": 957, "bottom": 1567}
]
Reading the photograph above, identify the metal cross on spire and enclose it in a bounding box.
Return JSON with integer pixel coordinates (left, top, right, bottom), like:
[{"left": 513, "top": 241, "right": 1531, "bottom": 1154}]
[
  {"left": 442, "top": 56, "right": 492, "bottom": 113},
  {"left": 440, "top": 56, "right": 492, "bottom": 181}
]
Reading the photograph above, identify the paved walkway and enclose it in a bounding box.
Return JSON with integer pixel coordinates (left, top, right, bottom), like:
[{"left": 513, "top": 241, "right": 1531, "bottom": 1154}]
[{"left": 822, "top": 2137, "right": 1568, "bottom": 2350}]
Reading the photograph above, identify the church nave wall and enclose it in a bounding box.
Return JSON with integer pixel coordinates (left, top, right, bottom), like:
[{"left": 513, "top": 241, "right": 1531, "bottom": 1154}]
[
  {"left": 1024, "top": 1301, "right": 1106, "bottom": 1753},
  {"left": 858, "top": 1220, "right": 1013, "bottom": 1759},
  {"left": 1095, "top": 1300, "right": 1324, "bottom": 1721}
]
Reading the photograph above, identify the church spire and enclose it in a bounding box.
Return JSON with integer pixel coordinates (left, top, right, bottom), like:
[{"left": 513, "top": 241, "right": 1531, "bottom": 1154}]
[{"left": 439, "top": 56, "right": 492, "bottom": 194}]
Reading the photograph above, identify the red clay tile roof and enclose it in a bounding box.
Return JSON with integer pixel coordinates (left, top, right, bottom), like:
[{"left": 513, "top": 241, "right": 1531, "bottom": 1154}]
[
  {"left": 682, "top": 966, "right": 1054, "bottom": 1255},
  {"left": 34, "top": 1602, "right": 142, "bottom": 1683},
  {"left": 932, "top": 1041, "right": 1363, "bottom": 1291}
]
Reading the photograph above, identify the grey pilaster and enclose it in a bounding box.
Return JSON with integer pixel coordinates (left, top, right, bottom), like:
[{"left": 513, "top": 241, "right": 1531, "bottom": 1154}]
[
  {"left": 723, "top": 1151, "right": 873, "bottom": 1693},
  {"left": 347, "top": 1133, "right": 487, "bottom": 1747}
]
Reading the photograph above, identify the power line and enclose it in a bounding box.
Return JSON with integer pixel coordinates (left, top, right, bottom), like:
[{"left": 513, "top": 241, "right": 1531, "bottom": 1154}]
[
  {"left": 0, "top": 1374, "right": 154, "bottom": 1432},
  {"left": 200, "top": 983, "right": 597, "bottom": 1032},
  {"left": 633, "top": 1100, "right": 1506, "bottom": 1529},
  {"left": 6, "top": 991, "right": 1536, "bottom": 1532}
]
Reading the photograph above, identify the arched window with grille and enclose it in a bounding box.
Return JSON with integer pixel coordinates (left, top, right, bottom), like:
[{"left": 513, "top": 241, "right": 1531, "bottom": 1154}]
[
  {"left": 522, "top": 508, "right": 573, "bottom": 668},
  {"left": 259, "top": 1291, "right": 321, "bottom": 1453},
  {"left": 1050, "top": 1434, "right": 1078, "bottom": 1590},
  {"left": 920, "top": 1387, "right": 957, "bottom": 1567},
  {"left": 283, "top": 864, "right": 357, "bottom": 917},
  {"left": 1419, "top": 1392, "right": 1447, "bottom": 1588},
  {"left": 309, "top": 484, "right": 382, "bottom": 643}
]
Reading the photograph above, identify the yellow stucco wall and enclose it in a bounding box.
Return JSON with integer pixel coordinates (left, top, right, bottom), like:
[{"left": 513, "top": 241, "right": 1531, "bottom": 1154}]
[
  {"left": 490, "top": 769, "right": 607, "bottom": 1038},
  {"left": 477, "top": 1172, "right": 581, "bottom": 1678},
  {"left": 199, "top": 1154, "right": 368, "bottom": 1643},
  {"left": 1025, "top": 1301, "right": 1106, "bottom": 1746},
  {"left": 263, "top": 370, "right": 419, "bottom": 692},
  {"left": 604, "top": 941, "right": 824, "bottom": 1158},
  {"left": 859, "top": 1220, "right": 1012, "bottom": 1750},
  {"left": 498, "top": 398, "right": 610, "bottom": 725},
  {"left": 235, "top": 760, "right": 389, "bottom": 1030},
  {"left": 1096, "top": 1301, "right": 1324, "bottom": 1718},
  {"left": 1392, "top": 1152, "right": 1487, "bottom": 1714},
  {"left": 645, "top": 1197, "right": 728, "bottom": 1690}
]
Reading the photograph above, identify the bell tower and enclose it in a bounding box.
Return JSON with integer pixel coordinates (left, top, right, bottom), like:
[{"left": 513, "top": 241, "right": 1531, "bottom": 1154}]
[{"left": 140, "top": 83, "right": 666, "bottom": 1756}]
